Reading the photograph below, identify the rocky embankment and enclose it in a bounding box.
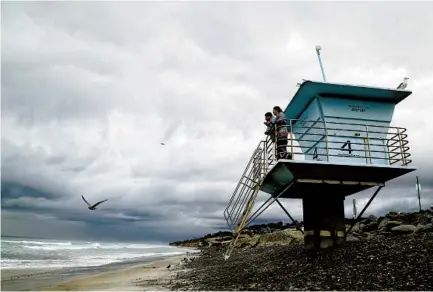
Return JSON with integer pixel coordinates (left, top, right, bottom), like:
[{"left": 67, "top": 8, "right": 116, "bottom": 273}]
[
  {"left": 169, "top": 221, "right": 302, "bottom": 248},
  {"left": 169, "top": 210, "right": 433, "bottom": 248},
  {"left": 167, "top": 210, "right": 433, "bottom": 290},
  {"left": 169, "top": 231, "right": 433, "bottom": 291}
]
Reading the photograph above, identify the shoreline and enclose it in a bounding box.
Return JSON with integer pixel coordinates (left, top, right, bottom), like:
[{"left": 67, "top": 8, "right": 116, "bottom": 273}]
[{"left": 1, "top": 253, "right": 194, "bottom": 291}]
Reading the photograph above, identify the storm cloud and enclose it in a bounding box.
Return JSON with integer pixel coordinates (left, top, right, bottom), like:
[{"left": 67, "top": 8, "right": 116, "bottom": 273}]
[{"left": 1, "top": 2, "right": 433, "bottom": 242}]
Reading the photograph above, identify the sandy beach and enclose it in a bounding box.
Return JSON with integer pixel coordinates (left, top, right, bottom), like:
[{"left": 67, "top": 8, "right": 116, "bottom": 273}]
[{"left": 2, "top": 255, "right": 189, "bottom": 291}]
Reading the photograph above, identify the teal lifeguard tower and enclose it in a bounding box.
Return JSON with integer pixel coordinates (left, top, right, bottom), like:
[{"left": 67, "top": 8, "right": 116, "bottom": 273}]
[{"left": 223, "top": 74, "right": 415, "bottom": 258}]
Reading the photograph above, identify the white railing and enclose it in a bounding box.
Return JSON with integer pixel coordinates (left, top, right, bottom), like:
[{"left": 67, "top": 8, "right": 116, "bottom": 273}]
[
  {"left": 264, "top": 119, "right": 412, "bottom": 166},
  {"left": 223, "top": 141, "right": 269, "bottom": 231}
]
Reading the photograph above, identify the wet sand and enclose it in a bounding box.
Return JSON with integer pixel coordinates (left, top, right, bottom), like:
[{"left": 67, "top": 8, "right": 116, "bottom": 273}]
[{"left": 1, "top": 255, "right": 187, "bottom": 291}]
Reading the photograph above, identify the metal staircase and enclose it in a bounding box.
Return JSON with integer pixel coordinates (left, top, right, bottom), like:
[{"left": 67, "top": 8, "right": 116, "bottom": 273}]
[{"left": 223, "top": 140, "right": 273, "bottom": 259}]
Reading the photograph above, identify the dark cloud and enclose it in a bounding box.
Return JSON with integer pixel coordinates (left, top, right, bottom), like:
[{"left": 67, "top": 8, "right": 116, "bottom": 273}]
[
  {"left": 1, "top": 1, "right": 432, "bottom": 242},
  {"left": 1, "top": 182, "right": 59, "bottom": 200}
]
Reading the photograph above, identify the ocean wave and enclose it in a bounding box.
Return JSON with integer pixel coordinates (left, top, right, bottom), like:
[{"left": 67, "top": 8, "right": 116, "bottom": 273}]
[
  {"left": 1, "top": 250, "right": 187, "bottom": 269},
  {"left": 2, "top": 240, "right": 72, "bottom": 246},
  {"left": 22, "top": 242, "right": 166, "bottom": 251},
  {"left": 1, "top": 238, "right": 192, "bottom": 270},
  {"left": 1, "top": 251, "right": 67, "bottom": 261}
]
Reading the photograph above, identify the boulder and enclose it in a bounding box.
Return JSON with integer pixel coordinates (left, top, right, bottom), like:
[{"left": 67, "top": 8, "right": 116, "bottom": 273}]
[
  {"left": 351, "top": 223, "right": 366, "bottom": 233},
  {"left": 415, "top": 213, "right": 432, "bottom": 225},
  {"left": 368, "top": 215, "right": 378, "bottom": 221},
  {"left": 391, "top": 225, "right": 417, "bottom": 234},
  {"left": 364, "top": 221, "right": 378, "bottom": 232},
  {"left": 377, "top": 218, "right": 388, "bottom": 230},
  {"left": 366, "top": 233, "right": 375, "bottom": 240},
  {"left": 378, "top": 219, "right": 402, "bottom": 231},
  {"left": 413, "top": 223, "right": 433, "bottom": 234},
  {"left": 351, "top": 223, "right": 360, "bottom": 232},
  {"left": 346, "top": 234, "right": 360, "bottom": 242},
  {"left": 365, "top": 233, "right": 385, "bottom": 240},
  {"left": 386, "top": 211, "right": 399, "bottom": 219},
  {"left": 183, "top": 257, "right": 192, "bottom": 263},
  {"left": 361, "top": 215, "right": 378, "bottom": 225},
  {"left": 256, "top": 229, "right": 303, "bottom": 246}
]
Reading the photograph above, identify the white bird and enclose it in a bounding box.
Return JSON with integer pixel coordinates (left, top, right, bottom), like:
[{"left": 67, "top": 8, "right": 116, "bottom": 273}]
[
  {"left": 296, "top": 79, "right": 307, "bottom": 87},
  {"left": 396, "top": 77, "right": 409, "bottom": 90}
]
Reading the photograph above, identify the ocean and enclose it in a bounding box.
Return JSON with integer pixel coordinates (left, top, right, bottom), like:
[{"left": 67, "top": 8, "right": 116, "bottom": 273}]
[{"left": 1, "top": 236, "right": 194, "bottom": 270}]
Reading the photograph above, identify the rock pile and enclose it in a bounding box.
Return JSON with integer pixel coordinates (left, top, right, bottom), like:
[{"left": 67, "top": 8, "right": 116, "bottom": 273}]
[
  {"left": 170, "top": 210, "right": 433, "bottom": 249},
  {"left": 169, "top": 231, "right": 433, "bottom": 291},
  {"left": 347, "top": 210, "right": 433, "bottom": 242}
]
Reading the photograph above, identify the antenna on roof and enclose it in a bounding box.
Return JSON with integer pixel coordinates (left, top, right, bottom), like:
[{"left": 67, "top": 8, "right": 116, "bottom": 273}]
[{"left": 315, "top": 45, "right": 327, "bottom": 82}]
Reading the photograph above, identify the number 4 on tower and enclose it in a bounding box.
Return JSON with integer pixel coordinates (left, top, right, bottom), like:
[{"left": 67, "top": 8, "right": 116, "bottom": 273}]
[{"left": 341, "top": 140, "right": 352, "bottom": 154}]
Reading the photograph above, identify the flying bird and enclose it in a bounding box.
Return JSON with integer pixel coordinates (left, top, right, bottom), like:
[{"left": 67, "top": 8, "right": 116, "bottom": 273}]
[
  {"left": 396, "top": 77, "right": 409, "bottom": 90},
  {"left": 160, "top": 142, "right": 165, "bottom": 145},
  {"left": 81, "top": 195, "right": 108, "bottom": 210}
]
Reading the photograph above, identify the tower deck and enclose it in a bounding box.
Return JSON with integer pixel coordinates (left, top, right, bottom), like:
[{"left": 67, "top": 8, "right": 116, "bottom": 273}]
[{"left": 260, "top": 160, "right": 416, "bottom": 199}]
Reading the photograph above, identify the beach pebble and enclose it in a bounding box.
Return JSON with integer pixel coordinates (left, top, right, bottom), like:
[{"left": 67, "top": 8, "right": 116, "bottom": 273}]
[{"left": 169, "top": 232, "right": 433, "bottom": 291}]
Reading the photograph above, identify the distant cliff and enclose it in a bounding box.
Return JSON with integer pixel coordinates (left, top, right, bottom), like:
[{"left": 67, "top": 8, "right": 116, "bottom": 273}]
[{"left": 169, "top": 209, "right": 433, "bottom": 248}]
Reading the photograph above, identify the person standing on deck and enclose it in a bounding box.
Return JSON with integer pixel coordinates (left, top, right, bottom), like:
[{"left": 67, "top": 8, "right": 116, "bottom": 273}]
[
  {"left": 273, "top": 106, "right": 291, "bottom": 160},
  {"left": 264, "top": 112, "right": 276, "bottom": 142},
  {"left": 264, "top": 112, "right": 277, "bottom": 164}
]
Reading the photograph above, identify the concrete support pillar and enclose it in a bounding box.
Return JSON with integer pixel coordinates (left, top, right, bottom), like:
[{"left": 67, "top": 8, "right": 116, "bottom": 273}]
[{"left": 302, "top": 194, "right": 346, "bottom": 251}]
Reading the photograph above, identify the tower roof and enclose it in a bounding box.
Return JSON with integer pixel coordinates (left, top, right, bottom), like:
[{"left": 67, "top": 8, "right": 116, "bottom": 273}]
[{"left": 285, "top": 80, "right": 412, "bottom": 120}]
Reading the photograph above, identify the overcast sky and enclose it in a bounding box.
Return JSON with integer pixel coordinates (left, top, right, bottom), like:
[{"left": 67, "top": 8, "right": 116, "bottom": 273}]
[{"left": 2, "top": 1, "right": 433, "bottom": 243}]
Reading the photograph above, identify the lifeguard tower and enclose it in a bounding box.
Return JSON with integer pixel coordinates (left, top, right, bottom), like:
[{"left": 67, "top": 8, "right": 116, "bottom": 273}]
[{"left": 223, "top": 74, "right": 415, "bottom": 259}]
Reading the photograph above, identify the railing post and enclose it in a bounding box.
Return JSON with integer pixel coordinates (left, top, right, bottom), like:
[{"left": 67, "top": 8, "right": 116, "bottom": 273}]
[
  {"left": 364, "top": 125, "right": 368, "bottom": 164},
  {"left": 400, "top": 128, "right": 411, "bottom": 166},
  {"left": 274, "top": 124, "right": 278, "bottom": 160},
  {"left": 363, "top": 137, "right": 368, "bottom": 164},
  {"left": 365, "top": 125, "right": 372, "bottom": 164},
  {"left": 397, "top": 128, "right": 406, "bottom": 166},
  {"left": 290, "top": 119, "right": 294, "bottom": 158},
  {"left": 262, "top": 141, "right": 268, "bottom": 176},
  {"left": 323, "top": 119, "right": 330, "bottom": 162},
  {"left": 386, "top": 136, "right": 391, "bottom": 165},
  {"left": 263, "top": 140, "right": 269, "bottom": 176}
]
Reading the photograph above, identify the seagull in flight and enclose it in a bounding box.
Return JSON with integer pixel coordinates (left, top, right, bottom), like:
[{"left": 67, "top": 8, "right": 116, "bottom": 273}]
[
  {"left": 396, "top": 77, "right": 409, "bottom": 90},
  {"left": 81, "top": 195, "right": 108, "bottom": 210},
  {"left": 160, "top": 142, "right": 165, "bottom": 146}
]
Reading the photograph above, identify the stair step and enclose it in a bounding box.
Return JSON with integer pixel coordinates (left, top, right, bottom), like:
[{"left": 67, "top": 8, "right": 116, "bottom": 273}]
[{"left": 224, "top": 140, "right": 275, "bottom": 232}]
